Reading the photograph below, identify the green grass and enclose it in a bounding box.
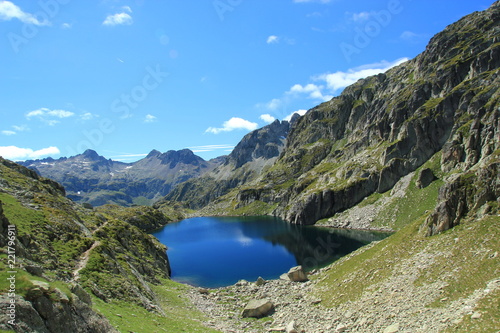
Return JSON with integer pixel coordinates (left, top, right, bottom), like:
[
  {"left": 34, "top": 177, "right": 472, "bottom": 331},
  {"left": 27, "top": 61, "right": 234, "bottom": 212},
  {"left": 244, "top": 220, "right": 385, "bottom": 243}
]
[
  {"left": 415, "top": 215, "right": 500, "bottom": 305},
  {"left": 0, "top": 192, "right": 47, "bottom": 237},
  {"left": 231, "top": 200, "right": 277, "bottom": 216},
  {"left": 373, "top": 153, "right": 444, "bottom": 231},
  {"left": 93, "top": 279, "right": 221, "bottom": 333}
]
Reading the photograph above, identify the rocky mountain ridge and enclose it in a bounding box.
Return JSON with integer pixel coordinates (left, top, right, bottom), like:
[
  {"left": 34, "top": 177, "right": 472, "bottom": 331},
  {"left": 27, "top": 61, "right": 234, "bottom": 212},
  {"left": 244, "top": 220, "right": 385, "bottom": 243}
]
[
  {"left": 162, "top": 119, "right": 294, "bottom": 209},
  {"left": 20, "top": 148, "right": 221, "bottom": 207},
  {"left": 187, "top": 1, "right": 500, "bottom": 235}
]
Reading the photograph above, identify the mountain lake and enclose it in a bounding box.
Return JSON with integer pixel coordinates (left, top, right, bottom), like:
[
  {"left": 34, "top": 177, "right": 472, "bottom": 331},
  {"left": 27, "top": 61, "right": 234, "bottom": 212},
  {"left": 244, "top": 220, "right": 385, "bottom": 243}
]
[{"left": 152, "top": 216, "right": 391, "bottom": 288}]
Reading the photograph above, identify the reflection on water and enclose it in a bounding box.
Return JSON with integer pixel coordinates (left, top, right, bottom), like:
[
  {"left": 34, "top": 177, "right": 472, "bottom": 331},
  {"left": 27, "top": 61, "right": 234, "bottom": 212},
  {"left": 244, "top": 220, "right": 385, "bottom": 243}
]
[{"left": 152, "top": 216, "right": 390, "bottom": 288}]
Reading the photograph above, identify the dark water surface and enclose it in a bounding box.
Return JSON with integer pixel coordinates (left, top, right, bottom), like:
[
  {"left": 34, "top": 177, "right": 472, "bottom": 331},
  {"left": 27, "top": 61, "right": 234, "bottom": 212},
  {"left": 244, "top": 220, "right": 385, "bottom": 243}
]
[{"left": 152, "top": 216, "right": 390, "bottom": 288}]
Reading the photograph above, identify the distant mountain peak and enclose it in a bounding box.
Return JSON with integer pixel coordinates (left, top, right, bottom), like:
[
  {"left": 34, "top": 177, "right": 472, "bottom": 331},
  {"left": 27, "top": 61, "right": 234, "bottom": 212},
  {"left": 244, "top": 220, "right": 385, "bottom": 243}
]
[
  {"left": 81, "top": 149, "right": 101, "bottom": 160},
  {"left": 146, "top": 149, "right": 162, "bottom": 158}
]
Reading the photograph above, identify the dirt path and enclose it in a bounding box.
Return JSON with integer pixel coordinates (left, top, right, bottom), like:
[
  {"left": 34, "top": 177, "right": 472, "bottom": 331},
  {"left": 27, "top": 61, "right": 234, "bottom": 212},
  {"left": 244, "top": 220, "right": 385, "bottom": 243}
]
[{"left": 71, "top": 221, "right": 108, "bottom": 281}]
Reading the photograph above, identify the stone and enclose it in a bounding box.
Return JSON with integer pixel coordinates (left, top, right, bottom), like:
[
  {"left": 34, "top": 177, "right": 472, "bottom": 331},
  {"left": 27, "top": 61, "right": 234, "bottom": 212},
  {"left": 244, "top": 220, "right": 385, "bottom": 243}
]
[
  {"left": 53, "top": 288, "right": 70, "bottom": 303},
  {"left": 198, "top": 288, "right": 210, "bottom": 295},
  {"left": 242, "top": 299, "right": 275, "bottom": 318},
  {"left": 31, "top": 280, "right": 50, "bottom": 292},
  {"left": 236, "top": 279, "right": 249, "bottom": 287},
  {"left": 286, "top": 266, "right": 309, "bottom": 282},
  {"left": 256, "top": 276, "right": 267, "bottom": 286},
  {"left": 70, "top": 283, "right": 92, "bottom": 305},
  {"left": 471, "top": 312, "right": 481, "bottom": 319},
  {"left": 416, "top": 168, "right": 436, "bottom": 189},
  {"left": 286, "top": 320, "right": 298, "bottom": 333},
  {"left": 335, "top": 324, "right": 348, "bottom": 332},
  {"left": 383, "top": 323, "right": 400, "bottom": 333}
]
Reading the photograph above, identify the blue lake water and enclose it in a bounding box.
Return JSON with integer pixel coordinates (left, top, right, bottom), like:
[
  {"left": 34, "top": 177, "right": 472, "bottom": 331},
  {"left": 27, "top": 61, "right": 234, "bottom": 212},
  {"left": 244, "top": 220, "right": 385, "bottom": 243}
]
[{"left": 152, "top": 216, "right": 390, "bottom": 288}]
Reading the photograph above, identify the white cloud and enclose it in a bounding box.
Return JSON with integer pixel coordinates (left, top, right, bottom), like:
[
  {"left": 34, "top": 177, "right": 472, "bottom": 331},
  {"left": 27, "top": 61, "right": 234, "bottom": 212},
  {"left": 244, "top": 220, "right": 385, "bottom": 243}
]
[
  {"left": 0, "top": 146, "right": 60, "bottom": 161},
  {"left": 103, "top": 12, "right": 133, "bottom": 26},
  {"left": 0, "top": 1, "right": 50, "bottom": 26},
  {"left": 260, "top": 114, "right": 276, "bottom": 124},
  {"left": 26, "top": 108, "right": 75, "bottom": 125},
  {"left": 288, "top": 83, "right": 332, "bottom": 101},
  {"left": 257, "top": 58, "right": 408, "bottom": 120},
  {"left": 188, "top": 144, "right": 235, "bottom": 153},
  {"left": 61, "top": 22, "right": 72, "bottom": 29},
  {"left": 265, "top": 98, "right": 282, "bottom": 111},
  {"left": 144, "top": 114, "right": 157, "bottom": 123},
  {"left": 315, "top": 58, "right": 408, "bottom": 92},
  {"left": 267, "top": 35, "right": 279, "bottom": 44},
  {"left": 349, "top": 11, "right": 374, "bottom": 22},
  {"left": 79, "top": 112, "right": 97, "bottom": 121},
  {"left": 284, "top": 109, "right": 307, "bottom": 121},
  {"left": 206, "top": 117, "right": 258, "bottom": 134},
  {"left": 1, "top": 130, "right": 16, "bottom": 136},
  {"left": 12, "top": 124, "right": 29, "bottom": 132}
]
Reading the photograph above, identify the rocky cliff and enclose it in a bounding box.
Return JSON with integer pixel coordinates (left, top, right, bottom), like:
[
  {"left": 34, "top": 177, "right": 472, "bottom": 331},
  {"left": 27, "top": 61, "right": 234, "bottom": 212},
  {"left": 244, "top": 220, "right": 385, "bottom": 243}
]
[
  {"left": 196, "top": 1, "right": 499, "bottom": 233},
  {"left": 20, "top": 148, "right": 221, "bottom": 207}
]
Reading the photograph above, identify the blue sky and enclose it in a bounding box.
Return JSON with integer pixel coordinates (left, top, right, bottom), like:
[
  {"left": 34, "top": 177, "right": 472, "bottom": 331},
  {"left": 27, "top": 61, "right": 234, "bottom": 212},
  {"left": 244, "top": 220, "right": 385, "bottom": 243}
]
[{"left": 0, "top": 0, "right": 494, "bottom": 162}]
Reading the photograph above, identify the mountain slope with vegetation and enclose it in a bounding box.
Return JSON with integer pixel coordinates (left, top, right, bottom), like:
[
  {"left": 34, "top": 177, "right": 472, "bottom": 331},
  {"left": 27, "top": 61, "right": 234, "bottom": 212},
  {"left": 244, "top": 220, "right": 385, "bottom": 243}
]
[{"left": 0, "top": 157, "right": 217, "bottom": 332}]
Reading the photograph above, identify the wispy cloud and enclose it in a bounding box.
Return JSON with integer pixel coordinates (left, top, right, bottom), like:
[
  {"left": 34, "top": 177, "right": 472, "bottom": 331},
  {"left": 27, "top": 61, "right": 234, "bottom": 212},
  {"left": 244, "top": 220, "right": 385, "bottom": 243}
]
[
  {"left": 144, "top": 114, "right": 157, "bottom": 123},
  {"left": 103, "top": 7, "right": 133, "bottom": 26},
  {"left": 1, "top": 130, "right": 16, "bottom": 136},
  {"left": 0, "top": 145, "right": 60, "bottom": 160},
  {"left": 349, "top": 11, "right": 374, "bottom": 22},
  {"left": 0, "top": 1, "right": 50, "bottom": 26},
  {"left": 206, "top": 117, "right": 258, "bottom": 134},
  {"left": 26, "top": 108, "right": 75, "bottom": 126},
  {"left": 187, "top": 144, "right": 235, "bottom": 153},
  {"left": 315, "top": 58, "right": 408, "bottom": 92},
  {"left": 267, "top": 35, "right": 279, "bottom": 44},
  {"left": 258, "top": 58, "right": 408, "bottom": 118}
]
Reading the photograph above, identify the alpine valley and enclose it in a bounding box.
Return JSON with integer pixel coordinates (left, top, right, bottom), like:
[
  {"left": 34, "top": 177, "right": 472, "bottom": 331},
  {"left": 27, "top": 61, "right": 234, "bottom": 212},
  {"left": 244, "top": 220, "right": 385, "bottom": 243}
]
[{"left": 1, "top": 2, "right": 500, "bottom": 332}]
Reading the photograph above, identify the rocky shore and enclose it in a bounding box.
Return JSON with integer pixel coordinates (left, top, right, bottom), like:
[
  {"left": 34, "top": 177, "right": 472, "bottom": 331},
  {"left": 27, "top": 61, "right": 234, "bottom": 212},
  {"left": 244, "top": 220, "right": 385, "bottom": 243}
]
[{"left": 186, "top": 246, "right": 500, "bottom": 333}]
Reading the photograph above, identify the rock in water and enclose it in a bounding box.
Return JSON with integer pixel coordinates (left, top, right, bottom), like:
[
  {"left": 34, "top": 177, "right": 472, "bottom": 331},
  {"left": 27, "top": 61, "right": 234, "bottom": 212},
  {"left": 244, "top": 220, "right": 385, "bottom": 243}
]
[
  {"left": 241, "top": 299, "right": 274, "bottom": 318},
  {"left": 287, "top": 266, "right": 309, "bottom": 282}
]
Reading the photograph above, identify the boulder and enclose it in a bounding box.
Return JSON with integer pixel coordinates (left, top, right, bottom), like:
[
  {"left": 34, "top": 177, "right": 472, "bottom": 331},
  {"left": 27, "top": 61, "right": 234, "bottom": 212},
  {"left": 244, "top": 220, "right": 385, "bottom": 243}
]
[
  {"left": 286, "top": 320, "right": 298, "bottom": 333},
  {"left": 255, "top": 276, "right": 266, "bottom": 286},
  {"left": 416, "top": 168, "right": 436, "bottom": 189},
  {"left": 241, "top": 299, "right": 274, "bottom": 318},
  {"left": 285, "top": 266, "right": 309, "bottom": 282}
]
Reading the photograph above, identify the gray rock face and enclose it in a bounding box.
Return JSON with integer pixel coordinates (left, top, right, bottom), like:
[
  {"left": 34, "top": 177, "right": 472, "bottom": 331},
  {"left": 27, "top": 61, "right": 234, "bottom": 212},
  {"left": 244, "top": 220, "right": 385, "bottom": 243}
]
[
  {"left": 424, "top": 162, "right": 500, "bottom": 236},
  {"left": 241, "top": 299, "right": 275, "bottom": 318},
  {"left": 0, "top": 294, "right": 117, "bottom": 333}
]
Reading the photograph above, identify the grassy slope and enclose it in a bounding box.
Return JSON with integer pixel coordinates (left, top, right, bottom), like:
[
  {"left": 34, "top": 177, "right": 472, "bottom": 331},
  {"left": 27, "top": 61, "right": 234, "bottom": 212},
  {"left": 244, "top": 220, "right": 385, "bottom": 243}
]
[
  {"left": 0, "top": 162, "right": 219, "bottom": 333},
  {"left": 92, "top": 279, "right": 220, "bottom": 333},
  {"left": 311, "top": 151, "right": 500, "bottom": 332}
]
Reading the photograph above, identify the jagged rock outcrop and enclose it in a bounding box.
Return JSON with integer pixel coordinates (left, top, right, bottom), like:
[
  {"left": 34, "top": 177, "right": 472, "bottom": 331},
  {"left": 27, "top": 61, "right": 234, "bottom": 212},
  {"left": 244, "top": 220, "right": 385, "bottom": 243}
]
[
  {"left": 424, "top": 161, "right": 500, "bottom": 236},
  {"left": 0, "top": 293, "right": 117, "bottom": 333}
]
